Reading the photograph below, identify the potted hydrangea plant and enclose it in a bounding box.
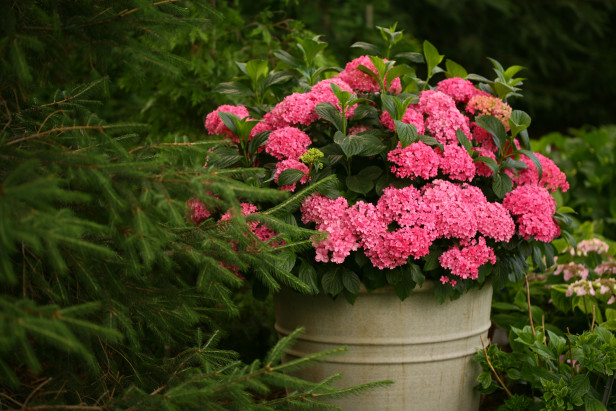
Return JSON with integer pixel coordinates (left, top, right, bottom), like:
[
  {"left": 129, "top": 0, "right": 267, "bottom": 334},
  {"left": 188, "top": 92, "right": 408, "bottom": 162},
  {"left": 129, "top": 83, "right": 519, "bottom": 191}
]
[{"left": 193, "top": 26, "right": 572, "bottom": 410}]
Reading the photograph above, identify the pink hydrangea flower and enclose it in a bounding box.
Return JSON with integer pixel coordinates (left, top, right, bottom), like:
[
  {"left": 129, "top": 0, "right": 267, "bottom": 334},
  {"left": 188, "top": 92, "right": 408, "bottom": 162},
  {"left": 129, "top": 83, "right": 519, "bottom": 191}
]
[
  {"left": 577, "top": 238, "right": 610, "bottom": 256},
  {"left": 274, "top": 159, "right": 310, "bottom": 192},
  {"left": 439, "top": 237, "right": 496, "bottom": 280},
  {"left": 438, "top": 144, "right": 476, "bottom": 181},
  {"left": 503, "top": 185, "right": 560, "bottom": 242},
  {"left": 337, "top": 56, "right": 402, "bottom": 94},
  {"left": 264, "top": 127, "right": 312, "bottom": 160},
  {"left": 436, "top": 77, "right": 488, "bottom": 104},
  {"left": 310, "top": 77, "right": 357, "bottom": 118},
  {"left": 508, "top": 152, "right": 570, "bottom": 193},
  {"left": 418, "top": 90, "right": 471, "bottom": 145},
  {"left": 301, "top": 194, "right": 359, "bottom": 263},
  {"left": 349, "top": 125, "right": 371, "bottom": 135},
  {"left": 388, "top": 141, "right": 440, "bottom": 180},
  {"left": 421, "top": 180, "right": 479, "bottom": 240},
  {"left": 470, "top": 121, "right": 498, "bottom": 152},
  {"left": 187, "top": 198, "right": 212, "bottom": 225},
  {"left": 466, "top": 95, "right": 513, "bottom": 130},
  {"left": 595, "top": 260, "right": 616, "bottom": 276},
  {"left": 380, "top": 107, "right": 426, "bottom": 134},
  {"left": 264, "top": 92, "right": 319, "bottom": 128},
  {"left": 205, "top": 105, "right": 250, "bottom": 142}
]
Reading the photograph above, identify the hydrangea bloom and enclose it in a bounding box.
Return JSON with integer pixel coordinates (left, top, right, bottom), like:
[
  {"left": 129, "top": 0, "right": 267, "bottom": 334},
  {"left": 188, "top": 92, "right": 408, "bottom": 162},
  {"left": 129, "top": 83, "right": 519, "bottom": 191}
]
[
  {"left": 438, "top": 144, "right": 476, "bottom": 181},
  {"left": 205, "top": 105, "right": 250, "bottom": 142},
  {"left": 554, "top": 262, "right": 590, "bottom": 281},
  {"left": 508, "top": 152, "right": 570, "bottom": 192},
  {"left": 388, "top": 142, "right": 440, "bottom": 180},
  {"left": 264, "top": 127, "right": 312, "bottom": 160},
  {"left": 264, "top": 92, "right": 319, "bottom": 128},
  {"left": 337, "top": 55, "right": 402, "bottom": 94},
  {"left": 466, "top": 95, "right": 513, "bottom": 130},
  {"left": 436, "top": 77, "right": 488, "bottom": 104},
  {"left": 187, "top": 198, "right": 212, "bottom": 225},
  {"left": 301, "top": 194, "right": 359, "bottom": 264},
  {"left": 421, "top": 180, "right": 479, "bottom": 240},
  {"left": 418, "top": 90, "right": 471, "bottom": 145},
  {"left": 439, "top": 237, "right": 496, "bottom": 281},
  {"left": 577, "top": 238, "right": 610, "bottom": 256},
  {"left": 503, "top": 185, "right": 560, "bottom": 242}
]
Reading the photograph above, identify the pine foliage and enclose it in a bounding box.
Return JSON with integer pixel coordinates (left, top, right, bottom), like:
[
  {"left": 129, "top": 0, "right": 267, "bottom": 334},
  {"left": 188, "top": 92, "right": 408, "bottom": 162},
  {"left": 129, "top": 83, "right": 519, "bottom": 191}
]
[{"left": 0, "top": 2, "right": 383, "bottom": 409}]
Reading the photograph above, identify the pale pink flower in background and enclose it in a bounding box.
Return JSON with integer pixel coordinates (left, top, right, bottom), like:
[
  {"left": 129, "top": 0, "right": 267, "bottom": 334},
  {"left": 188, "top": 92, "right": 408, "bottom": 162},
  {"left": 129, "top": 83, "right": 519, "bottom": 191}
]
[
  {"left": 576, "top": 238, "right": 610, "bottom": 256},
  {"left": 554, "top": 262, "right": 589, "bottom": 281}
]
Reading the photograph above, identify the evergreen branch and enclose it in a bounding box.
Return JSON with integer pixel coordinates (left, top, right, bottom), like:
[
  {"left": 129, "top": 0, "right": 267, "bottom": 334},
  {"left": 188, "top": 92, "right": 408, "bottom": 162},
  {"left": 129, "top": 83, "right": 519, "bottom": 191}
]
[
  {"left": 127, "top": 141, "right": 218, "bottom": 154},
  {"left": 262, "top": 175, "right": 338, "bottom": 216},
  {"left": 40, "top": 79, "right": 108, "bottom": 108},
  {"left": 7, "top": 124, "right": 146, "bottom": 146}
]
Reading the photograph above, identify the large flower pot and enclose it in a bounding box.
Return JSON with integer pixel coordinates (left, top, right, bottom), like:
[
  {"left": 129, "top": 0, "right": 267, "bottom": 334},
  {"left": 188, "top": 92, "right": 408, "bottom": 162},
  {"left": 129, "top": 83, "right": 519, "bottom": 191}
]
[{"left": 273, "top": 281, "right": 493, "bottom": 410}]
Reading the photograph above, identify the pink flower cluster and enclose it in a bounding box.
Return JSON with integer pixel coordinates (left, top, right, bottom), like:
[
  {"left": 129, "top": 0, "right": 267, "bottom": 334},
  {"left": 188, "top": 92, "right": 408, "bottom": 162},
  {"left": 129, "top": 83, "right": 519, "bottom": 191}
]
[
  {"left": 466, "top": 95, "right": 513, "bottom": 130},
  {"left": 204, "top": 105, "right": 251, "bottom": 144},
  {"left": 508, "top": 152, "right": 570, "bottom": 193},
  {"left": 503, "top": 185, "right": 560, "bottom": 242},
  {"left": 265, "top": 127, "right": 312, "bottom": 160},
  {"left": 418, "top": 90, "right": 471, "bottom": 145},
  {"left": 301, "top": 180, "right": 515, "bottom": 277},
  {"left": 436, "top": 77, "right": 488, "bottom": 104},
  {"left": 338, "top": 55, "right": 402, "bottom": 94}
]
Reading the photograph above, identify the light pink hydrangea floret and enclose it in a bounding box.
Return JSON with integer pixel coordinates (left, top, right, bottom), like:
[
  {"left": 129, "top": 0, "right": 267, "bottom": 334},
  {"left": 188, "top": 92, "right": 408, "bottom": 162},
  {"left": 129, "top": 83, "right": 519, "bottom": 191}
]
[
  {"left": 554, "top": 262, "right": 590, "bottom": 281},
  {"left": 466, "top": 95, "right": 512, "bottom": 130},
  {"left": 577, "top": 238, "right": 610, "bottom": 256}
]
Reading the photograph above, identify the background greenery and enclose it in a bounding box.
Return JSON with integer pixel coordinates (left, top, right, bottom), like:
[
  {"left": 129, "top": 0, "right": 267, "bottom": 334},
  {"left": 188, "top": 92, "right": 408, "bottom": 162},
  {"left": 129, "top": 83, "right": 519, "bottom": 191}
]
[{"left": 2, "top": 0, "right": 614, "bottom": 408}]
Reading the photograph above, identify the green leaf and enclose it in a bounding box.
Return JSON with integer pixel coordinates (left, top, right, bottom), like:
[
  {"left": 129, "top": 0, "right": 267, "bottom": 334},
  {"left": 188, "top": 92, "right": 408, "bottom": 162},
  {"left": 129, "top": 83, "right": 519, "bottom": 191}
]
[
  {"left": 418, "top": 135, "right": 444, "bottom": 151},
  {"left": 385, "top": 64, "right": 415, "bottom": 86},
  {"left": 334, "top": 131, "right": 385, "bottom": 158},
  {"left": 321, "top": 269, "right": 343, "bottom": 297},
  {"left": 213, "top": 81, "right": 253, "bottom": 96},
  {"left": 395, "top": 121, "right": 418, "bottom": 147},
  {"left": 217, "top": 112, "right": 241, "bottom": 136},
  {"left": 407, "top": 263, "right": 425, "bottom": 287},
  {"left": 475, "top": 156, "right": 498, "bottom": 175},
  {"left": 247, "top": 131, "right": 270, "bottom": 156},
  {"left": 584, "top": 396, "right": 607, "bottom": 411},
  {"left": 263, "top": 71, "right": 294, "bottom": 88},
  {"left": 395, "top": 52, "right": 425, "bottom": 64},
  {"left": 273, "top": 50, "right": 301, "bottom": 68},
  {"left": 492, "top": 172, "right": 513, "bottom": 199},
  {"left": 518, "top": 149, "right": 543, "bottom": 181},
  {"left": 475, "top": 115, "right": 508, "bottom": 153},
  {"left": 477, "top": 371, "right": 492, "bottom": 389},
  {"left": 277, "top": 168, "right": 306, "bottom": 186},
  {"left": 353, "top": 104, "right": 378, "bottom": 120},
  {"left": 298, "top": 260, "right": 319, "bottom": 294},
  {"left": 445, "top": 59, "right": 468, "bottom": 78},
  {"left": 208, "top": 146, "right": 243, "bottom": 168},
  {"left": 501, "top": 157, "right": 528, "bottom": 170},
  {"left": 570, "top": 374, "right": 591, "bottom": 398},
  {"left": 358, "top": 166, "right": 383, "bottom": 180},
  {"left": 245, "top": 59, "right": 269, "bottom": 83},
  {"left": 346, "top": 175, "right": 374, "bottom": 195},
  {"left": 341, "top": 269, "right": 361, "bottom": 294},
  {"left": 350, "top": 41, "right": 381, "bottom": 55},
  {"left": 381, "top": 94, "right": 399, "bottom": 120},
  {"left": 455, "top": 129, "right": 472, "bottom": 152},
  {"left": 315, "top": 102, "right": 344, "bottom": 131},
  {"left": 423, "top": 40, "right": 444, "bottom": 77},
  {"left": 508, "top": 110, "right": 531, "bottom": 138}
]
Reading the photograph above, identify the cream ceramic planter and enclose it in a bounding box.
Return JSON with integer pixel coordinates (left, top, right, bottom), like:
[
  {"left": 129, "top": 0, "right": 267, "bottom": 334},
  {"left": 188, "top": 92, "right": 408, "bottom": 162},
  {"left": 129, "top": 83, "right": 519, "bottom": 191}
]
[{"left": 274, "top": 281, "right": 492, "bottom": 410}]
